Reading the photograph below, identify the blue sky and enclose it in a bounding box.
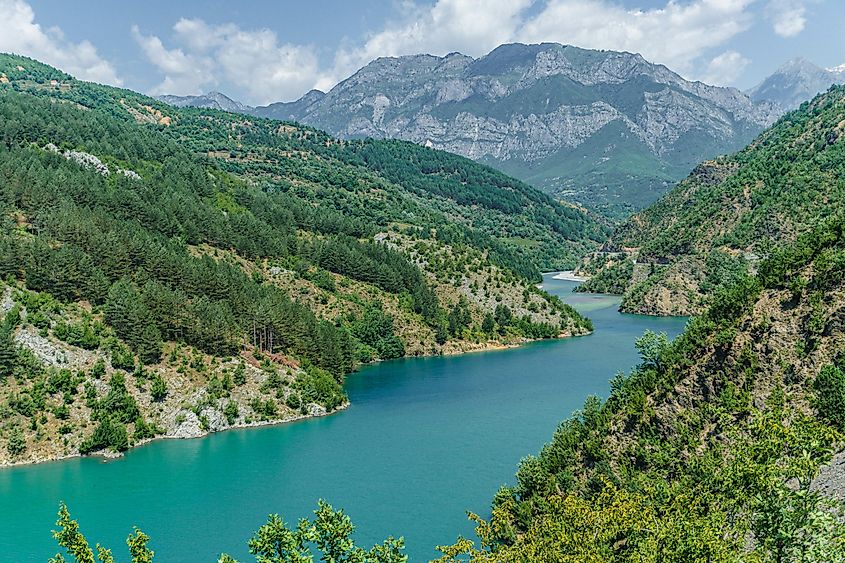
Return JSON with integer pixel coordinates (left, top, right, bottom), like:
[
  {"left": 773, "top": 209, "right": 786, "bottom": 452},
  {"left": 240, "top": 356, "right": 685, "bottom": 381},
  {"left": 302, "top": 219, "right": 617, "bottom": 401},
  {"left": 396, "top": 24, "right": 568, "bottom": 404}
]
[{"left": 2, "top": 0, "right": 843, "bottom": 105}]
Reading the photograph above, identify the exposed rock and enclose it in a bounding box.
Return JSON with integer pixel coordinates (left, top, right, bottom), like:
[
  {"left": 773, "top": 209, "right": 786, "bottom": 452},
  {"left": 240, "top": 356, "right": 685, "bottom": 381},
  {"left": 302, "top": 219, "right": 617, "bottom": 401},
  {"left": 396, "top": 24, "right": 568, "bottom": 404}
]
[
  {"left": 813, "top": 451, "right": 845, "bottom": 504},
  {"left": 170, "top": 410, "right": 204, "bottom": 439},
  {"left": 13, "top": 326, "right": 95, "bottom": 369},
  {"left": 1, "top": 288, "right": 13, "bottom": 314},
  {"left": 306, "top": 403, "right": 327, "bottom": 417},
  {"left": 116, "top": 168, "right": 141, "bottom": 180},
  {"left": 62, "top": 149, "right": 110, "bottom": 175},
  {"left": 42, "top": 144, "right": 141, "bottom": 180},
  {"left": 157, "top": 91, "right": 252, "bottom": 113}
]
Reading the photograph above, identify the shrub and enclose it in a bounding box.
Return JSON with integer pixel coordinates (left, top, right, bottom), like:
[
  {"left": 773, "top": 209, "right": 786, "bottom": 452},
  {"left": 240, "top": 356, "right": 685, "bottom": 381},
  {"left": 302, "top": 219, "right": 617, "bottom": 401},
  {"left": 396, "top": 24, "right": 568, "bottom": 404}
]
[
  {"left": 80, "top": 418, "right": 128, "bottom": 453},
  {"left": 224, "top": 400, "right": 239, "bottom": 425},
  {"left": 813, "top": 365, "right": 845, "bottom": 430},
  {"left": 6, "top": 427, "right": 25, "bottom": 457}
]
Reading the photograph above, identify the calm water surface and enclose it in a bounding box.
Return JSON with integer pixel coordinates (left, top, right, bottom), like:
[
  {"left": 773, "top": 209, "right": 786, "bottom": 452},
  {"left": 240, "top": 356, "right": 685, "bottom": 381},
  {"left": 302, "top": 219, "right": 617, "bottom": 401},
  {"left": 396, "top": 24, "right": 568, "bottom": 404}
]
[{"left": 0, "top": 276, "right": 687, "bottom": 561}]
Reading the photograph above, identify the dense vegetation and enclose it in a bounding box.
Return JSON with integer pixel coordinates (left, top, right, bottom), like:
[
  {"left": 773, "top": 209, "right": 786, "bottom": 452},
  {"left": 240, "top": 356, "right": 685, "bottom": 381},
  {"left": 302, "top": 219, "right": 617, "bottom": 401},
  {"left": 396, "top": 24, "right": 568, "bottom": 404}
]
[
  {"left": 0, "top": 53, "right": 606, "bottom": 282},
  {"left": 41, "top": 223, "right": 845, "bottom": 561},
  {"left": 0, "top": 53, "right": 600, "bottom": 372},
  {"left": 437, "top": 217, "right": 845, "bottom": 561},
  {"left": 579, "top": 84, "right": 845, "bottom": 315}
]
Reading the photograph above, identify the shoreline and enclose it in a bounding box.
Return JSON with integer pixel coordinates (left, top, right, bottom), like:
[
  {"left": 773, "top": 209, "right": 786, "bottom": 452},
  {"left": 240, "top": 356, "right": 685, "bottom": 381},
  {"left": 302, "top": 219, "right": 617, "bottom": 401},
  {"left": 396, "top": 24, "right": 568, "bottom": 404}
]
[
  {"left": 0, "top": 402, "right": 351, "bottom": 470},
  {"left": 2, "top": 278, "right": 590, "bottom": 470},
  {"left": 550, "top": 270, "right": 588, "bottom": 282}
]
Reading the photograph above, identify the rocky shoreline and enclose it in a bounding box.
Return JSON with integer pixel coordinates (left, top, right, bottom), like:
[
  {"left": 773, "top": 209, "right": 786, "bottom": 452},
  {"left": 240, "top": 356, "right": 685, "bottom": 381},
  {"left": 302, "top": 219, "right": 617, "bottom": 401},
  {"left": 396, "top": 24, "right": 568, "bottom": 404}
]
[{"left": 0, "top": 402, "right": 350, "bottom": 469}]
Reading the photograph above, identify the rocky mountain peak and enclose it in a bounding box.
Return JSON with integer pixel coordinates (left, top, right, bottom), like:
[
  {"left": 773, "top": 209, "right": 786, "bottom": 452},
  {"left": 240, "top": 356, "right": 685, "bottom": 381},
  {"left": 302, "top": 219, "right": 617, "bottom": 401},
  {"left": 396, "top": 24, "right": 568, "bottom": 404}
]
[
  {"left": 748, "top": 57, "right": 845, "bottom": 110},
  {"left": 157, "top": 90, "right": 251, "bottom": 113}
]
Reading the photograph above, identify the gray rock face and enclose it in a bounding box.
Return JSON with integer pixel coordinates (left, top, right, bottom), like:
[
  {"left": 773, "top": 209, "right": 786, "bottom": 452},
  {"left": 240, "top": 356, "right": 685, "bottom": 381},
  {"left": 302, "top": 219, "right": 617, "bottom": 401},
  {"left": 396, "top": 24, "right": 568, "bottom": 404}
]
[
  {"left": 157, "top": 91, "right": 252, "bottom": 113},
  {"left": 259, "top": 43, "right": 779, "bottom": 216},
  {"left": 748, "top": 58, "right": 845, "bottom": 110}
]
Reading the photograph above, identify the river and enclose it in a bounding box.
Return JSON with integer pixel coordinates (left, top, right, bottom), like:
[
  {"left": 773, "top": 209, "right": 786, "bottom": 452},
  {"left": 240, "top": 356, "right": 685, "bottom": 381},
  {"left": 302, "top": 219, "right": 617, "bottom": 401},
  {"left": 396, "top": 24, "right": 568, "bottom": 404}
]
[{"left": 0, "top": 276, "right": 687, "bottom": 561}]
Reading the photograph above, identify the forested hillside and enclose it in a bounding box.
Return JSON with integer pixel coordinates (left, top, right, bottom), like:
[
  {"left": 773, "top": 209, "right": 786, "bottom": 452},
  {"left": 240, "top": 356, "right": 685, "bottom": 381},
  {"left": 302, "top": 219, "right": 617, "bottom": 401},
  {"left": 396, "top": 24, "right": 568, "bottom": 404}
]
[
  {"left": 577, "top": 85, "right": 845, "bottom": 316},
  {"left": 0, "top": 53, "right": 594, "bottom": 466},
  {"left": 438, "top": 217, "right": 845, "bottom": 561}
]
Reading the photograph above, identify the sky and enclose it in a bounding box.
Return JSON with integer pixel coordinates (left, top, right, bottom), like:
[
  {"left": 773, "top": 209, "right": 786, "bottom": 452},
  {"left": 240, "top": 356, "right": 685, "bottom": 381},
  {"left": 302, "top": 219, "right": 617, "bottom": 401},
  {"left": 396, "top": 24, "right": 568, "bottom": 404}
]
[{"left": 1, "top": 0, "right": 843, "bottom": 105}]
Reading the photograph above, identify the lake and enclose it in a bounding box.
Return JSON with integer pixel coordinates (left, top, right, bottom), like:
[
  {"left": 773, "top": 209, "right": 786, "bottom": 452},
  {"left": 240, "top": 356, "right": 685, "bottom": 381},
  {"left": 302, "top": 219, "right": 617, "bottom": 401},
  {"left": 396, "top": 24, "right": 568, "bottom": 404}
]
[{"left": 0, "top": 276, "right": 687, "bottom": 561}]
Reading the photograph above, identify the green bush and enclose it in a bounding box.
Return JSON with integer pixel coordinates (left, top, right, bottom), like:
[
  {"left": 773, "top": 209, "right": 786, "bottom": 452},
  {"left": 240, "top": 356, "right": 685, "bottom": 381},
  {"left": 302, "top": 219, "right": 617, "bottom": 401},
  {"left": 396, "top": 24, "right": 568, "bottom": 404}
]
[
  {"left": 6, "top": 427, "right": 25, "bottom": 457},
  {"left": 150, "top": 374, "right": 167, "bottom": 402},
  {"left": 80, "top": 417, "right": 128, "bottom": 453},
  {"left": 224, "top": 400, "right": 239, "bottom": 425},
  {"left": 813, "top": 365, "right": 845, "bottom": 430},
  {"left": 110, "top": 342, "right": 135, "bottom": 371}
]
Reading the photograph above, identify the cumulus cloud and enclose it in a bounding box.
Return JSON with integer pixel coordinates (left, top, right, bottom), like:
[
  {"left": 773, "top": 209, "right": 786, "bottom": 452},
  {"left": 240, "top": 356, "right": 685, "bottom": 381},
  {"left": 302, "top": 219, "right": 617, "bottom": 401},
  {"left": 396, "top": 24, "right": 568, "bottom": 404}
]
[
  {"left": 324, "top": 0, "right": 533, "bottom": 88},
  {"left": 137, "top": 0, "right": 765, "bottom": 102},
  {"left": 517, "top": 0, "right": 754, "bottom": 76},
  {"left": 700, "top": 50, "right": 751, "bottom": 85},
  {"left": 766, "top": 0, "right": 808, "bottom": 37},
  {"left": 0, "top": 0, "right": 121, "bottom": 85},
  {"left": 132, "top": 19, "right": 322, "bottom": 104}
]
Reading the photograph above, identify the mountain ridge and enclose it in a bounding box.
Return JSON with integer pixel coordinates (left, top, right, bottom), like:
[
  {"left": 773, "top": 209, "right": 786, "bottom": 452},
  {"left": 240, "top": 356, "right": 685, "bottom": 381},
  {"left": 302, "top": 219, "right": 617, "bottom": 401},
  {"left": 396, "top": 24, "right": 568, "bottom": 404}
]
[
  {"left": 748, "top": 57, "right": 845, "bottom": 110},
  {"left": 158, "top": 42, "right": 780, "bottom": 218}
]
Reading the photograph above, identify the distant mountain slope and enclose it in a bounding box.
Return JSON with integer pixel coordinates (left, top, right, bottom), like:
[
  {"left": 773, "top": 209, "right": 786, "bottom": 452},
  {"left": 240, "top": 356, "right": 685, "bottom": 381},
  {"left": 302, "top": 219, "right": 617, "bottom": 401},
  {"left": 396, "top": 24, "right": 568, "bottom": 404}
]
[
  {"left": 576, "top": 85, "right": 845, "bottom": 316},
  {"left": 229, "top": 43, "right": 777, "bottom": 218},
  {"left": 156, "top": 91, "right": 251, "bottom": 113},
  {"left": 748, "top": 58, "right": 845, "bottom": 110}
]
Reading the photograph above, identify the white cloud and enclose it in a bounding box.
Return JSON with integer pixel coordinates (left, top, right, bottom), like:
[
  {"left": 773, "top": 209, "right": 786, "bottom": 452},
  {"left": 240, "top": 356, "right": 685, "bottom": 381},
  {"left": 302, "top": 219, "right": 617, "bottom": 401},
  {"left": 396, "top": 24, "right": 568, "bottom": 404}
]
[
  {"left": 701, "top": 50, "right": 751, "bottom": 85},
  {"left": 517, "top": 0, "right": 755, "bottom": 76},
  {"left": 136, "top": 0, "right": 765, "bottom": 102},
  {"left": 324, "top": 0, "right": 533, "bottom": 87},
  {"left": 0, "top": 0, "right": 121, "bottom": 85},
  {"left": 766, "top": 0, "right": 808, "bottom": 37},
  {"left": 327, "top": 0, "right": 757, "bottom": 90},
  {"left": 132, "top": 19, "right": 322, "bottom": 105},
  {"left": 131, "top": 25, "right": 213, "bottom": 96}
]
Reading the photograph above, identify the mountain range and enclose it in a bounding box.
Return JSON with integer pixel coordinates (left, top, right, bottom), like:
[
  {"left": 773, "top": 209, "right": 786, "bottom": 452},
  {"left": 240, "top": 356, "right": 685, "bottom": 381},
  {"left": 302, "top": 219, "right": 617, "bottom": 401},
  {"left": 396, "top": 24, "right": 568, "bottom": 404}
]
[{"left": 158, "top": 43, "right": 782, "bottom": 218}]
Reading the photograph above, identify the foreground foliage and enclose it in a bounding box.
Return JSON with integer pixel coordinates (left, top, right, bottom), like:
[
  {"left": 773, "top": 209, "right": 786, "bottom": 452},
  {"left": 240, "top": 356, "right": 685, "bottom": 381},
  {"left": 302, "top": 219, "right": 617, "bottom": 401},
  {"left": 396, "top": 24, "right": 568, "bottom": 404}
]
[{"left": 50, "top": 501, "right": 406, "bottom": 563}]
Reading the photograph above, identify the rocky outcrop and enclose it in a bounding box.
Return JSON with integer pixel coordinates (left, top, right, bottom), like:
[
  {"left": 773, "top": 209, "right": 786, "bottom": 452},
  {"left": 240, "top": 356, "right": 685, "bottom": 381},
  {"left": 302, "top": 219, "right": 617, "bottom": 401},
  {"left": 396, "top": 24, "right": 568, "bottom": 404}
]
[
  {"left": 44, "top": 143, "right": 141, "bottom": 180},
  {"left": 157, "top": 91, "right": 251, "bottom": 113}
]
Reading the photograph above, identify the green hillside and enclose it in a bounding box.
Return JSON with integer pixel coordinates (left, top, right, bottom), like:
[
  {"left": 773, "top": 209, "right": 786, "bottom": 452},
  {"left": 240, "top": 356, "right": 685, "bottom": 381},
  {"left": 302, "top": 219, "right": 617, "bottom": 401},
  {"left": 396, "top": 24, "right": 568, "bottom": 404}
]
[
  {"left": 577, "top": 85, "right": 845, "bottom": 315},
  {"left": 41, "top": 186, "right": 845, "bottom": 563},
  {"left": 0, "top": 53, "right": 595, "bottom": 466},
  {"left": 439, "top": 217, "right": 845, "bottom": 561}
]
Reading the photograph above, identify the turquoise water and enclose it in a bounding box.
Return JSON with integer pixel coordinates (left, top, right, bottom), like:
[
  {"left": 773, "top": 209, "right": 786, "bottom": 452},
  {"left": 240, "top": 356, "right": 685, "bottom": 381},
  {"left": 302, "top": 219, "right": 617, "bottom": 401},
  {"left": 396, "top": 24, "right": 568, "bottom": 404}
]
[{"left": 0, "top": 277, "right": 687, "bottom": 562}]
